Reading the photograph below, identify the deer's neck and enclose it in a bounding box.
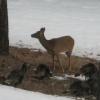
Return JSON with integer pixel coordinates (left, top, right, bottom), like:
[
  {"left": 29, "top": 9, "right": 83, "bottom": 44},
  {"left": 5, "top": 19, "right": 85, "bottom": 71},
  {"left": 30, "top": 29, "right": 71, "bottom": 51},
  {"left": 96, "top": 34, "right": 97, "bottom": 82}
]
[{"left": 39, "top": 34, "right": 49, "bottom": 49}]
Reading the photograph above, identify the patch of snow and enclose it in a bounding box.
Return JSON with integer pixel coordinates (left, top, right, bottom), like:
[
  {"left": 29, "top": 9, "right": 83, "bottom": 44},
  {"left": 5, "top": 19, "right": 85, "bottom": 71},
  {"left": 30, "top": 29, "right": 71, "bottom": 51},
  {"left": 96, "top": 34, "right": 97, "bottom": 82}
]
[
  {"left": 64, "top": 74, "right": 85, "bottom": 80},
  {"left": 51, "top": 74, "right": 85, "bottom": 81},
  {"left": 51, "top": 76, "right": 67, "bottom": 80},
  {"left": 0, "top": 84, "right": 74, "bottom": 100}
]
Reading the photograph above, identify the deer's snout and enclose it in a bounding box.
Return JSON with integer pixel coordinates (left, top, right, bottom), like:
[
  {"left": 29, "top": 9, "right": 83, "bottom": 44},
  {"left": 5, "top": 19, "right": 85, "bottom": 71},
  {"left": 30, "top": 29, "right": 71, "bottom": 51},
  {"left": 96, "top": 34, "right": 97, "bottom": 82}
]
[{"left": 31, "top": 34, "right": 34, "bottom": 37}]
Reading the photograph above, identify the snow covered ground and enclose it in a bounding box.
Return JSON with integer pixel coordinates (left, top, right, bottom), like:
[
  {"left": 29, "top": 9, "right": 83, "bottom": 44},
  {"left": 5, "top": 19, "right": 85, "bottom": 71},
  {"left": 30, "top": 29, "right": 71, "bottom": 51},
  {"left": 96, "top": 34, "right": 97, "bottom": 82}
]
[
  {"left": 0, "top": 84, "right": 74, "bottom": 100},
  {"left": 52, "top": 74, "right": 85, "bottom": 81},
  {"left": 7, "top": 0, "right": 100, "bottom": 59}
]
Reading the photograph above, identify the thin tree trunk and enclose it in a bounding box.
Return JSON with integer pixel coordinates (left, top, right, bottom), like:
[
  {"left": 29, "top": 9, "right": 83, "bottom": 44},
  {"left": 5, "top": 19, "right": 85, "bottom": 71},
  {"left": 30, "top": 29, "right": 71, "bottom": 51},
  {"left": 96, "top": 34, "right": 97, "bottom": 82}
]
[{"left": 0, "top": 0, "right": 9, "bottom": 55}]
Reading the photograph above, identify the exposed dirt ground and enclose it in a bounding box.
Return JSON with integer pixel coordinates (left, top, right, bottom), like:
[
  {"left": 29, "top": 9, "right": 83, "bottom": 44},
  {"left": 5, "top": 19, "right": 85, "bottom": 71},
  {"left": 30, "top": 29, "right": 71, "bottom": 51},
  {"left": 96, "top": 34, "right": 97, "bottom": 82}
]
[{"left": 0, "top": 46, "right": 98, "bottom": 100}]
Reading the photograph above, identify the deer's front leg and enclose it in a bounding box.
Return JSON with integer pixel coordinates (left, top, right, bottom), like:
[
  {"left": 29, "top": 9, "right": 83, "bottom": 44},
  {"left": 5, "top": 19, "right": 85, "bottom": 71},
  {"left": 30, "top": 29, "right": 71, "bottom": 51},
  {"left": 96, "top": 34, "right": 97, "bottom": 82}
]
[{"left": 56, "top": 54, "right": 64, "bottom": 73}]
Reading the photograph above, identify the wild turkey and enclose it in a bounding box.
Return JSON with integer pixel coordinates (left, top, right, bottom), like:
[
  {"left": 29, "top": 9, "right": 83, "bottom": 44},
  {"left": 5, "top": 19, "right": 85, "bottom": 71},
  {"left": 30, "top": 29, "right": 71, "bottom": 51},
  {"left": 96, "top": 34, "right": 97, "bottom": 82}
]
[
  {"left": 70, "top": 79, "right": 91, "bottom": 97},
  {"left": 87, "top": 69, "right": 100, "bottom": 100},
  {"left": 0, "top": 75, "right": 6, "bottom": 84},
  {"left": 4, "top": 63, "right": 28, "bottom": 86},
  {"left": 75, "top": 63, "right": 97, "bottom": 79},
  {"left": 74, "top": 65, "right": 100, "bottom": 100},
  {"left": 33, "top": 64, "right": 52, "bottom": 80}
]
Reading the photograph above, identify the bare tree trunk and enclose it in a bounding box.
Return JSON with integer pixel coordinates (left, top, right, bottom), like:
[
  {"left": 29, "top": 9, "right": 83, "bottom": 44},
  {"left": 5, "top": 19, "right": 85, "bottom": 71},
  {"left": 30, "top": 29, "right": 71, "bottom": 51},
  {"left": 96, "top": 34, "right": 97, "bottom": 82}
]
[{"left": 0, "top": 0, "right": 9, "bottom": 55}]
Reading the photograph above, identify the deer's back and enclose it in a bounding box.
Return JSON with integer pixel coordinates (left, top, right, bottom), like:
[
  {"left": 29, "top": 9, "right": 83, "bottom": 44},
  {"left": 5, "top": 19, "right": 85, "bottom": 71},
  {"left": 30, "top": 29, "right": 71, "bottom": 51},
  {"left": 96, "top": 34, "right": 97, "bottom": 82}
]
[{"left": 48, "top": 36, "right": 74, "bottom": 53}]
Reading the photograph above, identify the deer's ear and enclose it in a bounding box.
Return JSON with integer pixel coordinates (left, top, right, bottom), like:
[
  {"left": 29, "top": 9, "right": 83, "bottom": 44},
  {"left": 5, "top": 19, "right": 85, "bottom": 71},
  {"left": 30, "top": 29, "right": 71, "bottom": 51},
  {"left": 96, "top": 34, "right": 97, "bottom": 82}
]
[{"left": 40, "top": 27, "right": 45, "bottom": 33}]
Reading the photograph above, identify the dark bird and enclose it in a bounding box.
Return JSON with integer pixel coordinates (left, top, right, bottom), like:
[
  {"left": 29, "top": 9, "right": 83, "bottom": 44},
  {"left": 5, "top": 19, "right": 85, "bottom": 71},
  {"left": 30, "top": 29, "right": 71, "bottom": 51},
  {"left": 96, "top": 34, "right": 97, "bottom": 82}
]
[
  {"left": 74, "top": 63, "right": 100, "bottom": 100},
  {"left": 0, "top": 75, "right": 6, "bottom": 84},
  {"left": 4, "top": 63, "right": 28, "bottom": 86},
  {"left": 75, "top": 63, "right": 97, "bottom": 79},
  {"left": 33, "top": 64, "right": 52, "bottom": 80},
  {"left": 87, "top": 69, "right": 100, "bottom": 100},
  {"left": 70, "top": 79, "right": 91, "bottom": 97}
]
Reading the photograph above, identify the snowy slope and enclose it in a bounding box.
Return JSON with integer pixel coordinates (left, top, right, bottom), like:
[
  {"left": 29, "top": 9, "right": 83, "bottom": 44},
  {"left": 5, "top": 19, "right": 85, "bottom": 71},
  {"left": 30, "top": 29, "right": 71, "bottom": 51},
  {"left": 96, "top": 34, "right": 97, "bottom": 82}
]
[
  {"left": 7, "top": 0, "right": 100, "bottom": 59},
  {"left": 0, "top": 85, "right": 74, "bottom": 100}
]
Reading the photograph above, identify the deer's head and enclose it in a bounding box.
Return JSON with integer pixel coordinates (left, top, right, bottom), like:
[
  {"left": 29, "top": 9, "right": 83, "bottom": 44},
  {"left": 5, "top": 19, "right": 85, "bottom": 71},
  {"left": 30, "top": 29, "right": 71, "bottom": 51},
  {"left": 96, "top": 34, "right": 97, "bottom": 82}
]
[{"left": 31, "top": 27, "right": 45, "bottom": 38}]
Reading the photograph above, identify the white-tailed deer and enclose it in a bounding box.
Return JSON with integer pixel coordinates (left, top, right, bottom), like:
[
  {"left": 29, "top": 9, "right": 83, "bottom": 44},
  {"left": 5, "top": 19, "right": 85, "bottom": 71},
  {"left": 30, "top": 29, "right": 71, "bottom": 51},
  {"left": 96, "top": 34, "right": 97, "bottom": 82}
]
[{"left": 31, "top": 27, "right": 74, "bottom": 73}]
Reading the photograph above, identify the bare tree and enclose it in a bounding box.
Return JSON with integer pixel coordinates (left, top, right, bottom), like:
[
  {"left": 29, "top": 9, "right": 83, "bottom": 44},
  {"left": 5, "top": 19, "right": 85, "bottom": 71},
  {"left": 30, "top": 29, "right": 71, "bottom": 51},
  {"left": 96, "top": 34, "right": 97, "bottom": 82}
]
[{"left": 0, "top": 0, "right": 9, "bottom": 55}]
